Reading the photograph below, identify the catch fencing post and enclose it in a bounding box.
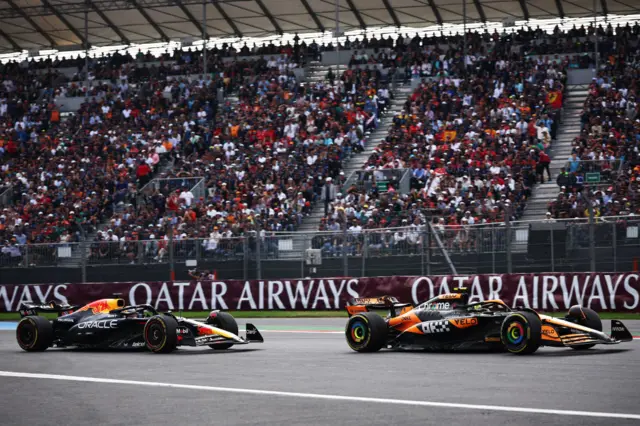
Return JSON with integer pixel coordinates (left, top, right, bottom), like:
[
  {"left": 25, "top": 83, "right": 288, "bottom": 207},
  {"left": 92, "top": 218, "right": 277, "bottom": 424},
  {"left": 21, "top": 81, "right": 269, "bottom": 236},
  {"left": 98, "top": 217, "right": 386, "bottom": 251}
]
[
  {"left": 421, "top": 229, "right": 426, "bottom": 276},
  {"left": 81, "top": 241, "right": 87, "bottom": 283},
  {"left": 425, "top": 228, "right": 432, "bottom": 276},
  {"left": 137, "top": 241, "right": 144, "bottom": 264},
  {"left": 195, "top": 238, "right": 201, "bottom": 263},
  {"left": 342, "top": 225, "right": 348, "bottom": 277},
  {"left": 300, "top": 233, "right": 305, "bottom": 279},
  {"left": 491, "top": 226, "right": 496, "bottom": 274},
  {"left": 256, "top": 225, "right": 262, "bottom": 280},
  {"left": 588, "top": 199, "right": 596, "bottom": 271},
  {"left": 361, "top": 232, "right": 367, "bottom": 277},
  {"left": 242, "top": 236, "right": 248, "bottom": 281},
  {"left": 550, "top": 225, "right": 555, "bottom": 272},
  {"left": 612, "top": 221, "right": 617, "bottom": 272},
  {"left": 168, "top": 226, "right": 175, "bottom": 281}
]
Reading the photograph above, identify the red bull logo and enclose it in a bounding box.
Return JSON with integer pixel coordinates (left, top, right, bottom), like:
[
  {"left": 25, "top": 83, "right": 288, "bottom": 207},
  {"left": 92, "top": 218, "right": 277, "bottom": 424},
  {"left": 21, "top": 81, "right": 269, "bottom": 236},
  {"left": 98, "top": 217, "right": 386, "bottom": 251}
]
[{"left": 77, "top": 299, "right": 123, "bottom": 314}]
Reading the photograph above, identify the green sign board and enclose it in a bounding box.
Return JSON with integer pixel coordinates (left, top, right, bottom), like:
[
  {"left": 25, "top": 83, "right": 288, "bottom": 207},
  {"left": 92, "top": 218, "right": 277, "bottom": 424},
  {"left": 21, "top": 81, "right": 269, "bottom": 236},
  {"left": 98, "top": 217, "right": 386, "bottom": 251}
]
[
  {"left": 585, "top": 172, "right": 601, "bottom": 183},
  {"left": 376, "top": 181, "right": 389, "bottom": 192}
]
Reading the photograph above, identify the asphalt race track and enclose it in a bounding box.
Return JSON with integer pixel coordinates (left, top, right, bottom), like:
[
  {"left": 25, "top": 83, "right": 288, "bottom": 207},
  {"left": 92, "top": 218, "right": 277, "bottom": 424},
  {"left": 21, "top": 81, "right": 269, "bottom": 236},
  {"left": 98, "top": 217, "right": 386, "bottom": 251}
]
[{"left": 1, "top": 318, "right": 640, "bottom": 426}]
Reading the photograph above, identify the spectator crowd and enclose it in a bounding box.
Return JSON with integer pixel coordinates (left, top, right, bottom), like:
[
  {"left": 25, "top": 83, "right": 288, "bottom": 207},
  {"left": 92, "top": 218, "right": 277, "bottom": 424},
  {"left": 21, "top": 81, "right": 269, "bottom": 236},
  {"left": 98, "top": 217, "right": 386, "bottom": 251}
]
[
  {"left": 1, "top": 21, "right": 639, "bottom": 265},
  {"left": 548, "top": 47, "right": 640, "bottom": 219}
]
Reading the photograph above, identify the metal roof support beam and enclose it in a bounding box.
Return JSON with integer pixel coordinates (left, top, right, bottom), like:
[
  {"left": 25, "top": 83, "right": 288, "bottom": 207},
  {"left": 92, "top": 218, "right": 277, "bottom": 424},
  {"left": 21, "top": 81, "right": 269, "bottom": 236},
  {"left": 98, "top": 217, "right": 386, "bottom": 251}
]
[
  {"left": 518, "top": 0, "right": 530, "bottom": 20},
  {"left": 41, "top": 0, "right": 87, "bottom": 45},
  {"left": 472, "top": 0, "right": 487, "bottom": 22},
  {"left": 6, "top": 0, "right": 57, "bottom": 47},
  {"left": 0, "top": 28, "right": 21, "bottom": 51},
  {"left": 345, "top": 0, "right": 366, "bottom": 29},
  {"left": 253, "top": 0, "right": 283, "bottom": 34},
  {"left": 90, "top": 1, "right": 130, "bottom": 44},
  {"left": 299, "top": 0, "right": 325, "bottom": 32},
  {"left": 381, "top": 0, "right": 401, "bottom": 27},
  {"left": 212, "top": 1, "right": 243, "bottom": 37},
  {"left": 427, "top": 0, "right": 443, "bottom": 25},
  {"left": 555, "top": 0, "right": 565, "bottom": 18},
  {"left": 0, "top": 1, "right": 249, "bottom": 19},
  {"left": 176, "top": 0, "right": 207, "bottom": 37},
  {"left": 131, "top": 0, "right": 170, "bottom": 42},
  {"left": 600, "top": 0, "right": 608, "bottom": 15}
]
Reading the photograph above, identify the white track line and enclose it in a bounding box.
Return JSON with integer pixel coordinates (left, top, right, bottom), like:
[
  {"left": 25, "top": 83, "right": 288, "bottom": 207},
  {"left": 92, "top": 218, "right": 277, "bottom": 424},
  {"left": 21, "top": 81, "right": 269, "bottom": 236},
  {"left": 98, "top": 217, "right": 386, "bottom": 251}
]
[{"left": 0, "top": 371, "right": 639, "bottom": 420}]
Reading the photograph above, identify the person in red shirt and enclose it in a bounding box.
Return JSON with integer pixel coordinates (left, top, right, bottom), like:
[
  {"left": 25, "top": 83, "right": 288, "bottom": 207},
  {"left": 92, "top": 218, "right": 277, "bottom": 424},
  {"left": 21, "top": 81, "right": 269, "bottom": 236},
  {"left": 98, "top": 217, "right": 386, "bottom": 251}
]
[
  {"left": 136, "top": 161, "right": 151, "bottom": 187},
  {"left": 166, "top": 192, "right": 179, "bottom": 213},
  {"left": 537, "top": 151, "right": 551, "bottom": 183}
]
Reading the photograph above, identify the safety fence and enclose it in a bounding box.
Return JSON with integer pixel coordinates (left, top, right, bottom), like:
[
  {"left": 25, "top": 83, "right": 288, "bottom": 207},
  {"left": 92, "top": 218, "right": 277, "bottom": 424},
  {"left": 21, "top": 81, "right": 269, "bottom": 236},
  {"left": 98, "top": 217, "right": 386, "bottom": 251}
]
[
  {"left": 1, "top": 216, "right": 639, "bottom": 283},
  {"left": 0, "top": 185, "right": 12, "bottom": 207}
]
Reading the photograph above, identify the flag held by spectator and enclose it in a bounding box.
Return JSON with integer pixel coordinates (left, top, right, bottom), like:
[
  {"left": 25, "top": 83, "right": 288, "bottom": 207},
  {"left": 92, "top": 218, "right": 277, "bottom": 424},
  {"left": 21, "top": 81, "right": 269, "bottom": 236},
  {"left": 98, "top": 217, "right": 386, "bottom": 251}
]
[{"left": 546, "top": 90, "right": 563, "bottom": 109}]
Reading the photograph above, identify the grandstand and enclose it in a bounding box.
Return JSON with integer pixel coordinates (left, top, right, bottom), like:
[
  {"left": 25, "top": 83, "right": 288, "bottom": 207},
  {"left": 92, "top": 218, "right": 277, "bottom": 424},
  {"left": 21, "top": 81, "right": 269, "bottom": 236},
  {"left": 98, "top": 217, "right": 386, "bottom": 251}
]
[{"left": 0, "top": 2, "right": 639, "bottom": 284}]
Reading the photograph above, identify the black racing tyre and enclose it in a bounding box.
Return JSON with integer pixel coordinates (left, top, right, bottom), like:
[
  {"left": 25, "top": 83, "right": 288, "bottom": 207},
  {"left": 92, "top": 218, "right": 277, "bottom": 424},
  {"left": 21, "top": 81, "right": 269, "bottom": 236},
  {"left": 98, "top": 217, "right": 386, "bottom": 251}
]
[
  {"left": 501, "top": 311, "right": 542, "bottom": 355},
  {"left": 567, "top": 306, "right": 602, "bottom": 350},
  {"left": 206, "top": 312, "right": 238, "bottom": 350},
  {"left": 16, "top": 316, "right": 54, "bottom": 352},
  {"left": 345, "top": 312, "right": 388, "bottom": 353},
  {"left": 144, "top": 315, "right": 178, "bottom": 353}
]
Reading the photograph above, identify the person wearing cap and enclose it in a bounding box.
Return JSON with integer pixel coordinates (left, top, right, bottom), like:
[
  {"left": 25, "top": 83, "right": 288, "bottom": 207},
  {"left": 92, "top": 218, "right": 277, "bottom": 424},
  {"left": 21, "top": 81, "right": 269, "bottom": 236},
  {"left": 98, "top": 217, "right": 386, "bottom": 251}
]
[
  {"left": 321, "top": 177, "right": 337, "bottom": 216},
  {"left": 556, "top": 167, "right": 569, "bottom": 188}
]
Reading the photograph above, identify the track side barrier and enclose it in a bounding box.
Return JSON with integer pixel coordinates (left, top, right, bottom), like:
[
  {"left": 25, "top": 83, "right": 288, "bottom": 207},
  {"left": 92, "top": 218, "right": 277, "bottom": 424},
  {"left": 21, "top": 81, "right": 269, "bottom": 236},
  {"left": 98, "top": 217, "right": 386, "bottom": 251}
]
[{"left": 1, "top": 272, "right": 639, "bottom": 313}]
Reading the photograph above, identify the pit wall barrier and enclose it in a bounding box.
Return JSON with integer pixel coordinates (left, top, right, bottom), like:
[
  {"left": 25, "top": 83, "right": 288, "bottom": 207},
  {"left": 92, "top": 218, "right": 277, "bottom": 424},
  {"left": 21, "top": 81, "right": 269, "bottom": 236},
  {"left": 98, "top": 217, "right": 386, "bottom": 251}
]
[{"left": 2, "top": 272, "right": 639, "bottom": 313}]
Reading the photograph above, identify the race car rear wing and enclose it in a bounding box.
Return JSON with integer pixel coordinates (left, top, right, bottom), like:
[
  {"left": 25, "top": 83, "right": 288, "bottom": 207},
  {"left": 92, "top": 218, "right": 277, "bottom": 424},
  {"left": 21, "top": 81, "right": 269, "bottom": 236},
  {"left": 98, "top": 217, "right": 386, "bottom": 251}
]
[
  {"left": 19, "top": 301, "right": 79, "bottom": 317},
  {"left": 346, "top": 296, "right": 412, "bottom": 317}
]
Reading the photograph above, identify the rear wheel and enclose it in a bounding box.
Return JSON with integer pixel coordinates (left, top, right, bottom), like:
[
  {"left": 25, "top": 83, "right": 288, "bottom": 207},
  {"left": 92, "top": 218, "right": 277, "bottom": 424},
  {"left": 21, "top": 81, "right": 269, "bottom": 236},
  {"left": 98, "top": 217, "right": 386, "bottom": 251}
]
[
  {"left": 206, "top": 312, "right": 238, "bottom": 350},
  {"left": 501, "top": 312, "right": 542, "bottom": 355},
  {"left": 345, "top": 312, "right": 388, "bottom": 352},
  {"left": 144, "top": 315, "right": 178, "bottom": 353},
  {"left": 16, "top": 316, "right": 53, "bottom": 352},
  {"left": 566, "top": 306, "right": 602, "bottom": 350}
]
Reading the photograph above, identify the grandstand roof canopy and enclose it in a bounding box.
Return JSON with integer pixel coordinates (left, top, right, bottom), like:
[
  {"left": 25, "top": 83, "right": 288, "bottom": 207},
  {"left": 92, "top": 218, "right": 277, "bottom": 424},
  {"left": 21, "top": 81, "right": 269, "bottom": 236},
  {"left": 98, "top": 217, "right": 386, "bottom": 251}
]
[{"left": 0, "top": 0, "right": 636, "bottom": 53}]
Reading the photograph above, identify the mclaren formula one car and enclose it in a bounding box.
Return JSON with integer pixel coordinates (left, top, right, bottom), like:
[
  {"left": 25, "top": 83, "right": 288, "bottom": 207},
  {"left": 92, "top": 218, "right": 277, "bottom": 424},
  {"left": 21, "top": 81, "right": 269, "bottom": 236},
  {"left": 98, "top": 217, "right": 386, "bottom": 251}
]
[
  {"left": 345, "top": 288, "right": 633, "bottom": 355},
  {"left": 16, "top": 298, "right": 263, "bottom": 353}
]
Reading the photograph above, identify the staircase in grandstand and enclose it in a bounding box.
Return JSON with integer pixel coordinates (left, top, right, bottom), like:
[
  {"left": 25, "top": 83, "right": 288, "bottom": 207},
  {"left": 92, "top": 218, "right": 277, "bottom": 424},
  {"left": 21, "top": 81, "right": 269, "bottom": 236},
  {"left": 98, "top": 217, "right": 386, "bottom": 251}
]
[
  {"left": 520, "top": 84, "right": 590, "bottom": 222},
  {"left": 272, "top": 65, "right": 412, "bottom": 261},
  {"left": 506, "top": 84, "right": 590, "bottom": 256},
  {"left": 297, "top": 77, "right": 413, "bottom": 233}
]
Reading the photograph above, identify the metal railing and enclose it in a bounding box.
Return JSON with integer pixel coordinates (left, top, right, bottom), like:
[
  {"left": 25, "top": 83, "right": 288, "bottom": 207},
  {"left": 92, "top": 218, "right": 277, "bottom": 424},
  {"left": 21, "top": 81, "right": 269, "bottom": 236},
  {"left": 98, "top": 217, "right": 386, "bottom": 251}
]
[
  {"left": 563, "top": 159, "right": 624, "bottom": 180},
  {"left": 137, "top": 176, "right": 205, "bottom": 207},
  {"left": 343, "top": 168, "right": 410, "bottom": 194},
  {"left": 0, "top": 185, "right": 13, "bottom": 207},
  {"left": 2, "top": 216, "right": 639, "bottom": 281}
]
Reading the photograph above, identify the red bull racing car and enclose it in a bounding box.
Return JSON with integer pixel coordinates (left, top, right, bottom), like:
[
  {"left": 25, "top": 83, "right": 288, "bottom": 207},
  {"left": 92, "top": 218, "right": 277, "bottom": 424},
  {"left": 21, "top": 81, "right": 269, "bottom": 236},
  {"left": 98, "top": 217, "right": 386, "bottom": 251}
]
[
  {"left": 345, "top": 288, "right": 633, "bottom": 355},
  {"left": 16, "top": 298, "right": 263, "bottom": 353}
]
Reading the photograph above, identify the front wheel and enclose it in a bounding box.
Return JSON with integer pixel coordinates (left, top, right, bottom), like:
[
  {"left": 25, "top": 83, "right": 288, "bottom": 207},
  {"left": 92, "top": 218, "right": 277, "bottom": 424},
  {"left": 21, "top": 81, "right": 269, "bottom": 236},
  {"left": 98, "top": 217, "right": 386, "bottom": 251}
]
[
  {"left": 16, "top": 316, "right": 54, "bottom": 352},
  {"left": 501, "top": 312, "right": 542, "bottom": 355},
  {"left": 345, "top": 312, "right": 388, "bottom": 352},
  {"left": 566, "top": 306, "right": 602, "bottom": 350},
  {"left": 144, "top": 315, "right": 178, "bottom": 353},
  {"left": 206, "top": 312, "right": 238, "bottom": 350}
]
